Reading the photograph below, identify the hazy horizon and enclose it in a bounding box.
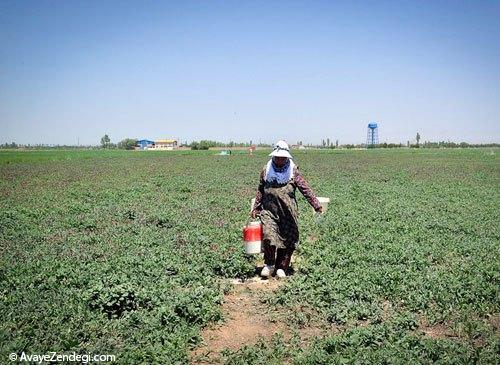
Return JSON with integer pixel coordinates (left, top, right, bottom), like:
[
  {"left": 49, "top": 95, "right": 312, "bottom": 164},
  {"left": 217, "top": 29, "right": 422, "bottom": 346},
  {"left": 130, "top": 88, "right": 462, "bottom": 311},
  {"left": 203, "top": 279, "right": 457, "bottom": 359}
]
[
  {"left": 1, "top": 1, "right": 499, "bottom": 146},
  {"left": 1, "top": 134, "right": 499, "bottom": 147}
]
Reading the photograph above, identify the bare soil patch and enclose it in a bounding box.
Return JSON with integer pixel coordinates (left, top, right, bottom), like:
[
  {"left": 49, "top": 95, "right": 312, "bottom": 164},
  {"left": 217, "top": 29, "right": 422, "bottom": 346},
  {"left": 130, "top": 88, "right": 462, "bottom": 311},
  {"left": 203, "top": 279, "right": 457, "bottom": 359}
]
[
  {"left": 420, "top": 322, "right": 455, "bottom": 339},
  {"left": 190, "top": 276, "right": 285, "bottom": 364},
  {"left": 487, "top": 313, "right": 499, "bottom": 332},
  {"left": 189, "top": 275, "right": 330, "bottom": 364}
]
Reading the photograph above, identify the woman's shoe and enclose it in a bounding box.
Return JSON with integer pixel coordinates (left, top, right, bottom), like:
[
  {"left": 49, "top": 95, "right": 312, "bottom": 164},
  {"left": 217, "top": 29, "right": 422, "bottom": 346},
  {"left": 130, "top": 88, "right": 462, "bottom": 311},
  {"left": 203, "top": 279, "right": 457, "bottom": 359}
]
[
  {"left": 261, "top": 265, "right": 274, "bottom": 278},
  {"left": 276, "top": 269, "right": 286, "bottom": 278}
]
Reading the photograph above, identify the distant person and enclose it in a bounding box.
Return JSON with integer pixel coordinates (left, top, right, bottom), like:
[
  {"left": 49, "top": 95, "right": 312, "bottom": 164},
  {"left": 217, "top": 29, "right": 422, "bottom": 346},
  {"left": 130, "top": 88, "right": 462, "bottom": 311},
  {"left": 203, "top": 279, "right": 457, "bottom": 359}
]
[{"left": 251, "top": 140, "right": 323, "bottom": 278}]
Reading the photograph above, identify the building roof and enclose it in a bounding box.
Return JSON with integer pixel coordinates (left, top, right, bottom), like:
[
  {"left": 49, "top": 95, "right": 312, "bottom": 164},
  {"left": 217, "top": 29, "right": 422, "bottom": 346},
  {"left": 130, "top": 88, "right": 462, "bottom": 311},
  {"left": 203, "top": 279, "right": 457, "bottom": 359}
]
[{"left": 156, "top": 139, "right": 177, "bottom": 143}]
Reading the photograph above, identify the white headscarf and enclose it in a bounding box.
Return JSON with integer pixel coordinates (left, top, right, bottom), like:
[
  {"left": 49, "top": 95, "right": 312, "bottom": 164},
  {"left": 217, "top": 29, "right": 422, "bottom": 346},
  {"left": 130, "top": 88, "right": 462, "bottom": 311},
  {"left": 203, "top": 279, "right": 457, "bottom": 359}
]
[
  {"left": 264, "top": 157, "right": 295, "bottom": 184},
  {"left": 269, "top": 140, "right": 293, "bottom": 159}
]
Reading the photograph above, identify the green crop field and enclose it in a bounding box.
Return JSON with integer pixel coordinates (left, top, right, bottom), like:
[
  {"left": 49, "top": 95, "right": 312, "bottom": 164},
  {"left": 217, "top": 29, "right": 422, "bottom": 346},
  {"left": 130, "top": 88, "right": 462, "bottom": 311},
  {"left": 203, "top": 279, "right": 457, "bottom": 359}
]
[{"left": 1, "top": 148, "right": 499, "bottom": 364}]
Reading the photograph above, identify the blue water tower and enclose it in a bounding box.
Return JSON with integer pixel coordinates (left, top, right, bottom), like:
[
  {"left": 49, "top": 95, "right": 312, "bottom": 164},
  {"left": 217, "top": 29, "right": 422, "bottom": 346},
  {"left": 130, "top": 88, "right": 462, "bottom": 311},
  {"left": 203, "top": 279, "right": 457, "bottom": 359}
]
[{"left": 366, "top": 122, "right": 379, "bottom": 148}]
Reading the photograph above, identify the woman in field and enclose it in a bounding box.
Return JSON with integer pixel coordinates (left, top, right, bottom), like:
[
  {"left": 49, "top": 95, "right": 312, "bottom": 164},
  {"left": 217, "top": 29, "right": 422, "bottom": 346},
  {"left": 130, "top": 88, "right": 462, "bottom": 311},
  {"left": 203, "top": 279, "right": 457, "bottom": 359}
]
[{"left": 251, "top": 140, "right": 323, "bottom": 278}]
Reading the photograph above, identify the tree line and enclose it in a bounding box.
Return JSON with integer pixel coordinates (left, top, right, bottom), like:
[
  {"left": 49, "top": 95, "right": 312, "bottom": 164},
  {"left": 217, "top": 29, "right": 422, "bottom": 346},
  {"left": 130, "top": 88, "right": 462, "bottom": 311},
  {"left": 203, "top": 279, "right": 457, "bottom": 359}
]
[{"left": 1, "top": 134, "right": 498, "bottom": 150}]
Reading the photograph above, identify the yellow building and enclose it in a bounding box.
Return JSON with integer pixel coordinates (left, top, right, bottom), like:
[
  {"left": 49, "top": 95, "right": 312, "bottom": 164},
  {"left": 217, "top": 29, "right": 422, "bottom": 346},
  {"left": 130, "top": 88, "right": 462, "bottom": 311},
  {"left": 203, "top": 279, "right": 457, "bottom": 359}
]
[{"left": 154, "top": 139, "right": 178, "bottom": 150}]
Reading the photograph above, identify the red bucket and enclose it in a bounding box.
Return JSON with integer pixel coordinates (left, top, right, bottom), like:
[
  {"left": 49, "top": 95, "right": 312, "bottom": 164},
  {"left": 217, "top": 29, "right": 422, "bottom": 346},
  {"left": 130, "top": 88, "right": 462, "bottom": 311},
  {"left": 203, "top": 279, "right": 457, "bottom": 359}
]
[{"left": 243, "top": 221, "right": 262, "bottom": 254}]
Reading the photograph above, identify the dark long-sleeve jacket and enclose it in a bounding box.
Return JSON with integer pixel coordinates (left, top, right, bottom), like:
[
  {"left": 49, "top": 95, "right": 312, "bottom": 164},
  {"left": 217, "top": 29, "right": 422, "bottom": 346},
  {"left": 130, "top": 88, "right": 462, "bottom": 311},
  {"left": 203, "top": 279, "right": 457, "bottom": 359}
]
[{"left": 252, "top": 166, "right": 322, "bottom": 213}]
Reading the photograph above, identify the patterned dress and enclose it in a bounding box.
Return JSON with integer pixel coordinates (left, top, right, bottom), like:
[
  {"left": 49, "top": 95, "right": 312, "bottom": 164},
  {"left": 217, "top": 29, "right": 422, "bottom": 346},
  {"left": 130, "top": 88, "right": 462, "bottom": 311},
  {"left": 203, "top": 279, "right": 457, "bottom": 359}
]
[{"left": 253, "top": 166, "right": 321, "bottom": 250}]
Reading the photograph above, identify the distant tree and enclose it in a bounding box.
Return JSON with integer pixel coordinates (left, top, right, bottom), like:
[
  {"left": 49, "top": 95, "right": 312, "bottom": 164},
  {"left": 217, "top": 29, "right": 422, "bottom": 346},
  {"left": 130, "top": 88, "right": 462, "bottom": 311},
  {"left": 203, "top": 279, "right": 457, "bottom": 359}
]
[
  {"left": 117, "top": 138, "right": 137, "bottom": 150},
  {"left": 322, "top": 139, "right": 326, "bottom": 148},
  {"left": 327, "top": 138, "right": 330, "bottom": 147},
  {"left": 416, "top": 132, "right": 421, "bottom": 147},
  {"left": 335, "top": 140, "right": 339, "bottom": 148},
  {"left": 0, "top": 142, "right": 18, "bottom": 149},
  {"left": 199, "top": 140, "right": 210, "bottom": 150},
  {"left": 100, "top": 134, "right": 111, "bottom": 148},
  {"left": 190, "top": 140, "right": 222, "bottom": 150}
]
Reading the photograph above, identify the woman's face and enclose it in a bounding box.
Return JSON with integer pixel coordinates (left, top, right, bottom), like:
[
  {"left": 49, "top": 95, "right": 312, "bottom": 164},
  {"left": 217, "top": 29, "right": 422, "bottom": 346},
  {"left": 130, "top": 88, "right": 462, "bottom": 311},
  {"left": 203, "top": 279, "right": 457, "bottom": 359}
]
[{"left": 274, "top": 156, "right": 288, "bottom": 167}]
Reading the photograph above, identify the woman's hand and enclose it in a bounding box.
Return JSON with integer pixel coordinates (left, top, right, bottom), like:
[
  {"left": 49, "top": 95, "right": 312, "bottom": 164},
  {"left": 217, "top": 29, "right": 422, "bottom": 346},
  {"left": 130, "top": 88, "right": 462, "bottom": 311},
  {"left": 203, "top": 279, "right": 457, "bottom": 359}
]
[
  {"left": 251, "top": 209, "right": 260, "bottom": 219},
  {"left": 315, "top": 206, "right": 324, "bottom": 214}
]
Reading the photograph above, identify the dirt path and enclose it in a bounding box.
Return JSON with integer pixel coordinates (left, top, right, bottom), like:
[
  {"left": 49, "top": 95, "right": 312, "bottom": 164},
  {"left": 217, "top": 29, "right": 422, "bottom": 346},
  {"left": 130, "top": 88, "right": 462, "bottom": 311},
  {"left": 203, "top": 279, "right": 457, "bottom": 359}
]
[
  {"left": 189, "top": 267, "right": 332, "bottom": 365},
  {"left": 190, "top": 276, "right": 287, "bottom": 364}
]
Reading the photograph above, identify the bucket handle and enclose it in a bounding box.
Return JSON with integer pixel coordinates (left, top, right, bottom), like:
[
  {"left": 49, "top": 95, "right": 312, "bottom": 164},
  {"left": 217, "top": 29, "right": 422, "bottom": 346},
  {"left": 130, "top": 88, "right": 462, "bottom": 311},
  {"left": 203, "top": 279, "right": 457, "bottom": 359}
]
[{"left": 247, "top": 197, "right": 262, "bottom": 224}]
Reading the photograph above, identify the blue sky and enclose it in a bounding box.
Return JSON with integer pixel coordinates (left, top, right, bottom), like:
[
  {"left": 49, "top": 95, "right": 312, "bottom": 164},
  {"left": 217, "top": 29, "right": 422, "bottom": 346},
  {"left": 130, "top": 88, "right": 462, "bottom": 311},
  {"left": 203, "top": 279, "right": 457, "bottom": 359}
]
[{"left": 1, "top": 0, "right": 499, "bottom": 145}]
